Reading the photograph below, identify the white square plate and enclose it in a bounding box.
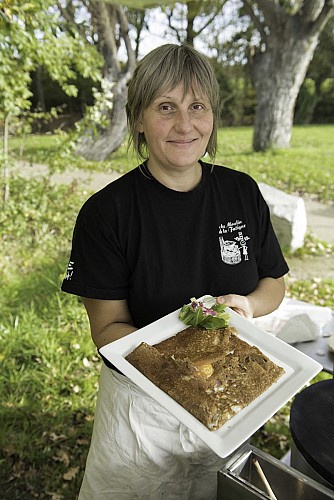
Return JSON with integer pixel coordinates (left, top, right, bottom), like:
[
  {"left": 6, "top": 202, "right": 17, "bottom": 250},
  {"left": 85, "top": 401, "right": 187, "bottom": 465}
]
[{"left": 100, "top": 304, "right": 322, "bottom": 458}]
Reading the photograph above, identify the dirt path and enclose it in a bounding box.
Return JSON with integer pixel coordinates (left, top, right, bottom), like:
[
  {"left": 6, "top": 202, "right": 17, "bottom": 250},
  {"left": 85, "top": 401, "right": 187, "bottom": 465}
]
[{"left": 13, "top": 161, "right": 121, "bottom": 189}]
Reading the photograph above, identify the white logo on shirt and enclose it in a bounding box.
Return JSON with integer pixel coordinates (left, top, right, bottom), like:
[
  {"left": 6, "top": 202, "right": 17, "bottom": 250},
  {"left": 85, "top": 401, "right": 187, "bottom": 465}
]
[
  {"left": 218, "top": 221, "right": 250, "bottom": 265},
  {"left": 65, "top": 260, "right": 75, "bottom": 280}
]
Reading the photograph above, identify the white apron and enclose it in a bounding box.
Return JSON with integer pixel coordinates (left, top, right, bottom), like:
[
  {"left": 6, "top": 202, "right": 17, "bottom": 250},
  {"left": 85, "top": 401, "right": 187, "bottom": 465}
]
[{"left": 79, "top": 363, "right": 225, "bottom": 499}]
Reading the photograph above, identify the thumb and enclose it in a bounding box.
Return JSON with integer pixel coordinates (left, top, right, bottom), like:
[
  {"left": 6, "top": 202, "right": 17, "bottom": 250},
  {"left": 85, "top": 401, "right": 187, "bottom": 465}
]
[
  {"left": 217, "top": 294, "right": 253, "bottom": 319},
  {"left": 217, "top": 294, "right": 232, "bottom": 306}
]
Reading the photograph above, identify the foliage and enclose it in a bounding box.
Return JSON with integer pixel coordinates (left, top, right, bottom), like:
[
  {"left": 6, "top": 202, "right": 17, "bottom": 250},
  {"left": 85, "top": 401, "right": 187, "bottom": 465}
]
[
  {"left": 0, "top": 177, "right": 95, "bottom": 498},
  {"left": 0, "top": 178, "right": 81, "bottom": 261},
  {"left": 251, "top": 370, "right": 333, "bottom": 459},
  {"left": 295, "top": 17, "right": 334, "bottom": 124},
  {"left": 0, "top": 0, "right": 103, "bottom": 202},
  {"left": 289, "top": 233, "right": 334, "bottom": 259},
  {"left": 212, "top": 58, "right": 256, "bottom": 126},
  {"left": 286, "top": 277, "right": 334, "bottom": 308},
  {"left": 215, "top": 125, "right": 334, "bottom": 203},
  {"left": 65, "top": 78, "right": 116, "bottom": 155},
  {"left": 0, "top": 0, "right": 102, "bottom": 122}
]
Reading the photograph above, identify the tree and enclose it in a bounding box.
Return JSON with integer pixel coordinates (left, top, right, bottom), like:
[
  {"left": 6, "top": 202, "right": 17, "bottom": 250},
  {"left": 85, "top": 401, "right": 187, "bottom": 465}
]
[
  {"left": 295, "top": 16, "right": 334, "bottom": 123},
  {"left": 0, "top": 0, "right": 101, "bottom": 201},
  {"left": 73, "top": 1, "right": 137, "bottom": 161},
  {"left": 163, "top": 0, "right": 227, "bottom": 45},
  {"left": 75, "top": 1, "right": 228, "bottom": 161},
  {"left": 241, "top": 0, "right": 334, "bottom": 151}
]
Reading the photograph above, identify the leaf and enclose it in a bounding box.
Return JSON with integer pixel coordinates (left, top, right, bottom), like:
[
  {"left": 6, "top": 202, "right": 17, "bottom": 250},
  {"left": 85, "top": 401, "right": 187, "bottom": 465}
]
[
  {"left": 47, "top": 432, "right": 67, "bottom": 442},
  {"left": 48, "top": 494, "right": 64, "bottom": 500},
  {"left": 53, "top": 450, "right": 70, "bottom": 467},
  {"left": 63, "top": 466, "right": 79, "bottom": 481},
  {"left": 3, "top": 443, "right": 16, "bottom": 456},
  {"left": 179, "top": 297, "right": 230, "bottom": 329},
  {"left": 76, "top": 437, "right": 89, "bottom": 446}
]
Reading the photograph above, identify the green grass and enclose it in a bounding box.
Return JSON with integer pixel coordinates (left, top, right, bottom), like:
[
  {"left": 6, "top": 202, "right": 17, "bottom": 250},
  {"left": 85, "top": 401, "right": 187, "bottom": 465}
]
[
  {"left": 215, "top": 125, "right": 334, "bottom": 203},
  {"left": 8, "top": 124, "right": 334, "bottom": 202},
  {"left": 250, "top": 370, "right": 332, "bottom": 459},
  {"left": 1, "top": 125, "right": 334, "bottom": 498},
  {"left": 0, "top": 179, "right": 97, "bottom": 498},
  {"left": 9, "top": 132, "right": 138, "bottom": 175}
]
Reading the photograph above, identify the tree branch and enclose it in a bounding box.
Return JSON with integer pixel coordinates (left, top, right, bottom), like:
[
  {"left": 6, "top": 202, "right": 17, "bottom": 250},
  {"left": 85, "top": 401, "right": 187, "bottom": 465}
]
[
  {"left": 192, "top": 4, "right": 226, "bottom": 37},
  {"left": 302, "top": 0, "right": 334, "bottom": 36},
  {"left": 56, "top": 0, "right": 75, "bottom": 25},
  {"left": 242, "top": 0, "right": 267, "bottom": 41},
  {"left": 89, "top": 1, "right": 120, "bottom": 78},
  {"left": 117, "top": 5, "right": 136, "bottom": 72},
  {"left": 166, "top": 7, "right": 183, "bottom": 43},
  {"left": 301, "top": 0, "right": 326, "bottom": 22}
]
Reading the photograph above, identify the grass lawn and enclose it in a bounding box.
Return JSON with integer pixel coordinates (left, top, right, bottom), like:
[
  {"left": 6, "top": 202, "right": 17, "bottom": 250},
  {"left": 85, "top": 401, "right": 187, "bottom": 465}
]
[
  {"left": 9, "top": 124, "right": 334, "bottom": 202},
  {"left": 1, "top": 125, "right": 333, "bottom": 498}
]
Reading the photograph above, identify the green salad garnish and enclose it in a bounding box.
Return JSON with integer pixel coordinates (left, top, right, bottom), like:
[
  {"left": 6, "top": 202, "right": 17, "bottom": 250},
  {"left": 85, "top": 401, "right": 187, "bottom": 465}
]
[{"left": 179, "top": 296, "right": 230, "bottom": 329}]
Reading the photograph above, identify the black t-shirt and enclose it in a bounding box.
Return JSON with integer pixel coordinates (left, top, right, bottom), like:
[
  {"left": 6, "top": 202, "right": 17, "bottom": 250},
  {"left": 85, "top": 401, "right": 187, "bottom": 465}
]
[{"left": 62, "top": 161, "right": 289, "bottom": 328}]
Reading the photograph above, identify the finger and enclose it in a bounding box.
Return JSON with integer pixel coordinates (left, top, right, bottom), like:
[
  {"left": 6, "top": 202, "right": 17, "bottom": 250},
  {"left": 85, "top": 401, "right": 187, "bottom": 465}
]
[{"left": 217, "top": 294, "right": 238, "bottom": 308}]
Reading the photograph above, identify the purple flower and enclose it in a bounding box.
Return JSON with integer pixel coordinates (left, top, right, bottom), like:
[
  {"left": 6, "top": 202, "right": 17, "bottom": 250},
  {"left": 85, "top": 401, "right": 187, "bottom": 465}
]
[{"left": 202, "top": 307, "right": 217, "bottom": 316}]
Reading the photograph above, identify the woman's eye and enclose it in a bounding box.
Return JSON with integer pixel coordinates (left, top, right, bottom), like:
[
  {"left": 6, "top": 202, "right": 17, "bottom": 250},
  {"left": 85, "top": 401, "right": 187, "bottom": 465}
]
[
  {"left": 159, "top": 104, "right": 173, "bottom": 112},
  {"left": 191, "top": 103, "right": 205, "bottom": 111}
]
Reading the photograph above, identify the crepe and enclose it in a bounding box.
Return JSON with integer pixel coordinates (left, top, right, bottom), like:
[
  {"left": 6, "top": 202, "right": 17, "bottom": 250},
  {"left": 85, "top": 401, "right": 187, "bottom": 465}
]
[{"left": 126, "top": 326, "right": 285, "bottom": 430}]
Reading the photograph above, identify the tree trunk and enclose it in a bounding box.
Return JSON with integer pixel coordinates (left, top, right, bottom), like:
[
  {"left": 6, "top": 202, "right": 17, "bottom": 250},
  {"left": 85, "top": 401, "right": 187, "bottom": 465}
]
[
  {"left": 74, "top": 2, "right": 136, "bottom": 161},
  {"left": 75, "top": 72, "right": 131, "bottom": 161},
  {"left": 251, "top": 26, "right": 318, "bottom": 151},
  {"left": 33, "top": 66, "right": 46, "bottom": 112},
  {"left": 294, "top": 79, "right": 322, "bottom": 125},
  {"left": 3, "top": 113, "right": 10, "bottom": 203},
  {"left": 244, "top": 0, "right": 334, "bottom": 151}
]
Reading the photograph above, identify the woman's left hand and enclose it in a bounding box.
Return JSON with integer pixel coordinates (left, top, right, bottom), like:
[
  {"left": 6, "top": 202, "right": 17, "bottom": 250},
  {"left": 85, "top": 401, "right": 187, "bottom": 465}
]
[
  {"left": 216, "top": 276, "right": 286, "bottom": 319},
  {"left": 216, "top": 294, "right": 255, "bottom": 319}
]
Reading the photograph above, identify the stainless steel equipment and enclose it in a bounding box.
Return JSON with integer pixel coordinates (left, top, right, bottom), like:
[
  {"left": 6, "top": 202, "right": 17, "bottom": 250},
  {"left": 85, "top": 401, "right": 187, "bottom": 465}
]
[{"left": 217, "top": 445, "right": 334, "bottom": 499}]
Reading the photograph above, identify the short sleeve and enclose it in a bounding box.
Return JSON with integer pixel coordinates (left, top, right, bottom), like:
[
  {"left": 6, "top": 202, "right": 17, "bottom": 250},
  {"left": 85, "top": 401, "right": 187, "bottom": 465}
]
[{"left": 61, "top": 198, "right": 130, "bottom": 300}]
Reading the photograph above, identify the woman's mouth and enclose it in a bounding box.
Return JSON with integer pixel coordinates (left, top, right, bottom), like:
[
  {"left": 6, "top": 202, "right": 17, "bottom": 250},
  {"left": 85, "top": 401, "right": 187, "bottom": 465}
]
[{"left": 168, "top": 139, "right": 197, "bottom": 144}]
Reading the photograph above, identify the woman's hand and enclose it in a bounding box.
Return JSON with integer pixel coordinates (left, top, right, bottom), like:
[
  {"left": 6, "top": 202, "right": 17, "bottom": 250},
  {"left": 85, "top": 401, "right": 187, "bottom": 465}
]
[
  {"left": 217, "top": 276, "right": 286, "bottom": 319},
  {"left": 216, "top": 294, "right": 255, "bottom": 319}
]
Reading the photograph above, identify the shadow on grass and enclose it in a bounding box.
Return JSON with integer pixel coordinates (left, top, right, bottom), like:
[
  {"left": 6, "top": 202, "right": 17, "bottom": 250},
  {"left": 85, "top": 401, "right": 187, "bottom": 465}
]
[
  {"left": 0, "top": 255, "right": 95, "bottom": 498},
  {"left": 0, "top": 405, "right": 92, "bottom": 499}
]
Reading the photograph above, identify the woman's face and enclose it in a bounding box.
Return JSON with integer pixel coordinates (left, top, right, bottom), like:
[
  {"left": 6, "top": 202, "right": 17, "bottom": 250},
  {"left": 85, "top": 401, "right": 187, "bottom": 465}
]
[{"left": 137, "top": 82, "right": 213, "bottom": 175}]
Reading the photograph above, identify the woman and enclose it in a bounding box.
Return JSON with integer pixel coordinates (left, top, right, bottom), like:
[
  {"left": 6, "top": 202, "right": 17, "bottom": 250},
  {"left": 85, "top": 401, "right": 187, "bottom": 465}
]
[{"left": 62, "top": 43, "right": 288, "bottom": 499}]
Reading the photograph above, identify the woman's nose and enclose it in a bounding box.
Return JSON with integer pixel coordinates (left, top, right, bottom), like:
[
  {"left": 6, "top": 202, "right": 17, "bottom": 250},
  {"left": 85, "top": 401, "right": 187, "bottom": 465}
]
[{"left": 174, "top": 110, "right": 193, "bottom": 132}]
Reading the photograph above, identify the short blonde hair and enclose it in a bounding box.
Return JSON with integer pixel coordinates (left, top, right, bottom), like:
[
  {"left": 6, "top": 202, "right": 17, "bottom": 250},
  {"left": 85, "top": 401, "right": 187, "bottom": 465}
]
[{"left": 126, "top": 44, "right": 220, "bottom": 160}]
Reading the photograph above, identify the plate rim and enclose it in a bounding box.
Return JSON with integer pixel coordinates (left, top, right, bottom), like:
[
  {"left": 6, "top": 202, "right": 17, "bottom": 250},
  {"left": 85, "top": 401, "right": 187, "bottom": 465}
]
[{"left": 100, "top": 301, "right": 323, "bottom": 457}]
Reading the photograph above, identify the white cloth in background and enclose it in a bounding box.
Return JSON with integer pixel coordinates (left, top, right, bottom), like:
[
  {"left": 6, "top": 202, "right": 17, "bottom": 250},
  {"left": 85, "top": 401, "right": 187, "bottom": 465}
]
[
  {"left": 79, "top": 363, "right": 225, "bottom": 500},
  {"left": 253, "top": 298, "right": 332, "bottom": 343}
]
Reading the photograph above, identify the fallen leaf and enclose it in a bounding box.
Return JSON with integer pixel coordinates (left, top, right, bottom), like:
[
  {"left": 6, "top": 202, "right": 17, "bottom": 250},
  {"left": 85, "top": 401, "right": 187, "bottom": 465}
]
[
  {"left": 46, "top": 492, "right": 64, "bottom": 500},
  {"left": 47, "top": 432, "right": 67, "bottom": 442},
  {"left": 63, "top": 466, "right": 79, "bottom": 481},
  {"left": 52, "top": 449, "right": 70, "bottom": 467},
  {"left": 76, "top": 437, "right": 89, "bottom": 446},
  {"left": 3, "top": 443, "right": 16, "bottom": 456}
]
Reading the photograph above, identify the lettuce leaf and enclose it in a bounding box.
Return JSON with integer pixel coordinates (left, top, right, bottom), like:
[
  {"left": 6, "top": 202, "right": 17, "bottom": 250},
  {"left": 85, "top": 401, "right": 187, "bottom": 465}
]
[{"left": 178, "top": 297, "right": 230, "bottom": 329}]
